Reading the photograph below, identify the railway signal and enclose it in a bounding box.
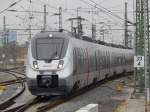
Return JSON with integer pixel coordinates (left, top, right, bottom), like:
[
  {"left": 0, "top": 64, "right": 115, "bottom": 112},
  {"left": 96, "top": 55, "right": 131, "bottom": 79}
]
[{"left": 134, "top": 56, "right": 144, "bottom": 68}]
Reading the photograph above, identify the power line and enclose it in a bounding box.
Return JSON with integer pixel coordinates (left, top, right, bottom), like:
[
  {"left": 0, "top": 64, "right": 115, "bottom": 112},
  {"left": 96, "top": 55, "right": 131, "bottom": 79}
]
[
  {"left": 87, "top": 0, "right": 125, "bottom": 21},
  {"left": 79, "top": 0, "right": 124, "bottom": 25},
  {"left": 29, "top": 0, "right": 76, "bottom": 19},
  {"left": 34, "top": 0, "right": 58, "bottom": 10},
  {"left": 0, "top": 0, "right": 24, "bottom": 15}
]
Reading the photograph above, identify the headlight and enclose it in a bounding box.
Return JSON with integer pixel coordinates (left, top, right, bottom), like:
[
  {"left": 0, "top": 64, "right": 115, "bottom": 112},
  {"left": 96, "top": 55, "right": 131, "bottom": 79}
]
[
  {"left": 57, "top": 60, "right": 64, "bottom": 69},
  {"left": 33, "top": 61, "right": 39, "bottom": 69}
]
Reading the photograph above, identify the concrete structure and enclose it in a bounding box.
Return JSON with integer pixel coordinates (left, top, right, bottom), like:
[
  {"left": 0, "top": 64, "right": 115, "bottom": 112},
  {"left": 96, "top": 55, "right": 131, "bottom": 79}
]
[{"left": 75, "top": 104, "right": 98, "bottom": 112}]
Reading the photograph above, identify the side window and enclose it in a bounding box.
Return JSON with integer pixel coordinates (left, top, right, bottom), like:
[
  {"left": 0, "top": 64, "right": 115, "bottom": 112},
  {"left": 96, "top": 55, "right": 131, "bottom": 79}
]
[
  {"left": 76, "top": 48, "right": 80, "bottom": 74},
  {"left": 78, "top": 48, "right": 82, "bottom": 74},
  {"left": 80, "top": 48, "right": 84, "bottom": 73},
  {"left": 107, "top": 51, "right": 110, "bottom": 68},
  {"left": 73, "top": 48, "right": 77, "bottom": 74},
  {"left": 104, "top": 51, "right": 106, "bottom": 68},
  {"left": 106, "top": 51, "right": 107, "bottom": 68},
  {"left": 92, "top": 50, "right": 96, "bottom": 71},
  {"left": 86, "top": 48, "right": 89, "bottom": 73},
  {"left": 83, "top": 48, "right": 86, "bottom": 73},
  {"left": 95, "top": 51, "right": 98, "bottom": 71},
  {"left": 98, "top": 50, "right": 101, "bottom": 70},
  {"left": 101, "top": 51, "right": 104, "bottom": 69}
]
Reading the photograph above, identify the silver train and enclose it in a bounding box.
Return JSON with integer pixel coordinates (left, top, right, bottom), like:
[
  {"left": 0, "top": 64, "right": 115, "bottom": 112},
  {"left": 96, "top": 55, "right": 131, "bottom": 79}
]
[{"left": 26, "top": 31, "right": 134, "bottom": 96}]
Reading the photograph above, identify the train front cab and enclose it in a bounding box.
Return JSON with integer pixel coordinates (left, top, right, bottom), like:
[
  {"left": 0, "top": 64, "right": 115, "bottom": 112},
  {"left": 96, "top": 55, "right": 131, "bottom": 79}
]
[{"left": 26, "top": 34, "right": 74, "bottom": 96}]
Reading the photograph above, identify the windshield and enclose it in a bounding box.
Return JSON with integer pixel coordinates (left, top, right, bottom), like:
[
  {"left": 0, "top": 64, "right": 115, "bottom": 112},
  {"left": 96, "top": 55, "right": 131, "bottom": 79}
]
[{"left": 34, "top": 38, "right": 64, "bottom": 60}]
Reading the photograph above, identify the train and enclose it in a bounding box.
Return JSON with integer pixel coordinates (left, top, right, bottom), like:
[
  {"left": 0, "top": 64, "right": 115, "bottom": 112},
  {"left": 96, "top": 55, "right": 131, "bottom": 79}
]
[{"left": 26, "top": 30, "right": 134, "bottom": 96}]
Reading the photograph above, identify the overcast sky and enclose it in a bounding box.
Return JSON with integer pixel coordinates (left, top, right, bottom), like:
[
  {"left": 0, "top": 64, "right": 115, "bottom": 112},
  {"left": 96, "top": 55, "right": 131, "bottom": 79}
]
[{"left": 0, "top": 0, "right": 135, "bottom": 44}]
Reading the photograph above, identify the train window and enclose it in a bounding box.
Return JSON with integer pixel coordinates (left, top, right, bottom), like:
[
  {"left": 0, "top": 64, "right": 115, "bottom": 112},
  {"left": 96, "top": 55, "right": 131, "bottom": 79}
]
[
  {"left": 113, "top": 53, "right": 116, "bottom": 66},
  {"left": 34, "top": 38, "right": 64, "bottom": 60},
  {"left": 75, "top": 48, "right": 79, "bottom": 74},
  {"left": 77, "top": 48, "right": 82, "bottom": 74},
  {"left": 100, "top": 51, "right": 102, "bottom": 69},
  {"left": 85, "top": 48, "right": 89, "bottom": 73},
  {"left": 106, "top": 51, "right": 108, "bottom": 68},
  {"left": 111, "top": 53, "right": 114, "bottom": 66},
  {"left": 83, "top": 49, "right": 88, "bottom": 73},
  {"left": 100, "top": 51, "right": 104, "bottom": 69},
  {"left": 82, "top": 49, "right": 85, "bottom": 73},
  {"left": 73, "top": 48, "right": 77, "bottom": 74},
  {"left": 107, "top": 51, "right": 110, "bottom": 69},
  {"left": 89, "top": 53, "right": 92, "bottom": 72},
  {"left": 99, "top": 51, "right": 102, "bottom": 70},
  {"left": 105, "top": 52, "right": 107, "bottom": 68},
  {"left": 108, "top": 51, "right": 111, "bottom": 69},
  {"left": 80, "top": 48, "right": 85, "bottom": 73},
  {"left": 88, "top": 49, "right": 95, "bottom": 72},
  {"left": 95, "top": 51, "right": 98, "bottom": 71},
  {"left": 94, "top": 53, "right": 96, "bottom": 71},
  {"left": 104, "top": 52, "right": 106, "bottom": 68},
  {"left": 97, "top": 51, "right": 100, "bottom": 70},
  {"left": 76, "top": 48, "right": 86, "bottom": 74}
]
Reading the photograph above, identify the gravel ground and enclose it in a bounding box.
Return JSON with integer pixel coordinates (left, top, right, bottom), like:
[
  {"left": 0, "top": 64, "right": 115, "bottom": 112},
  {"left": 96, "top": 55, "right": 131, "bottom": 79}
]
[
  {"left": 25, "top": 77, "right": 129, "bottom": 112},
  {"left": 48, "top": 80, "right": 127, "bottom": 112}
]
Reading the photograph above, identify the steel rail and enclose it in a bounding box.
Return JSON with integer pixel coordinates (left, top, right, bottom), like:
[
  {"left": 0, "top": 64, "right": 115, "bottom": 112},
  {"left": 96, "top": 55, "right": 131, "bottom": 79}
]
[{"left": 0, "top": 71, "right": 25, "bottom": 111}]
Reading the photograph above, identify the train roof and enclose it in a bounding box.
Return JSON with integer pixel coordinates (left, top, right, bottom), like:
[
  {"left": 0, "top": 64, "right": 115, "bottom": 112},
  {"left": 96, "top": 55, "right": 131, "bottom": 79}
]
[
  {"left": 33, "top": 30, "right": 73, "bottom": 39},
  {"left": 33, "top": 30, "right": 132, "bottom": 50}
]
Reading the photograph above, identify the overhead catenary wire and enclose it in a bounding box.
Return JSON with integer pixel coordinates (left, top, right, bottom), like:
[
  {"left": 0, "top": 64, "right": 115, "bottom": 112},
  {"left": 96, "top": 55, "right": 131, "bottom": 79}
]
[
  {"left": 0, "top": 0, "right": 127, "bottom": 36},
  {"left": 87, "top": 0, "right": 125, "bottom": 21},
  {"left": 33, "top": 0, "right": 58, "bottom": 10},
  {"left": 79, "top": 0, "right": 124, "bottom": 26},
  {"left": 0, "top": 0, "right": 24, "bottom": 15}
]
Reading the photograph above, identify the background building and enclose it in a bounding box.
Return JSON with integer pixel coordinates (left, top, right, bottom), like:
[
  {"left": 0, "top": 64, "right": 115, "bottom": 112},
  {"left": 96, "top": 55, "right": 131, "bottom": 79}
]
[{"left": 0, "top": 30, "right": 17, "bottom": 47}]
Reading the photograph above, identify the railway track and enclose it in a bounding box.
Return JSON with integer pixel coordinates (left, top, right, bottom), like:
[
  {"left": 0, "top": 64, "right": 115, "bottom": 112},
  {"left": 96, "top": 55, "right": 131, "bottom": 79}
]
[
  {"left": 0, "top": 72, "right": 132, "bottom": 112},
  {"left": 0, "top": 70, "right": 26, "bottom": 111},
  {"left": 0, "top": 68, "right": 26, "bottom": 86},
  {"left": 0, "top": 66, "right": 25, "bottom": 72},
  {"left": 35, "top": 73, "right": 130, "bottom": 112},
  {"left": 0, "top": 78, "right": 26, "bottom": 86}
]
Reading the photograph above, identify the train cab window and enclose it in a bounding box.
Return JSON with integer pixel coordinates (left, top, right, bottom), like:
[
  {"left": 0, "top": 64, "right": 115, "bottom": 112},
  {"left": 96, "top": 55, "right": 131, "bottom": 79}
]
[
  {"left": 31, "top": 38, "right": 69, "bottom": 60},
  {"left": 36, "top": 38, "right": 64, "bottom": 60}
]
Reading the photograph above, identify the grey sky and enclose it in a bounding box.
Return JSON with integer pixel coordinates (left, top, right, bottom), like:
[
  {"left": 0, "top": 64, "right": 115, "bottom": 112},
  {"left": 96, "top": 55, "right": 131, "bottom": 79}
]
[{"left": 0, "top": 0, "right": 135, "bottom": 44}]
